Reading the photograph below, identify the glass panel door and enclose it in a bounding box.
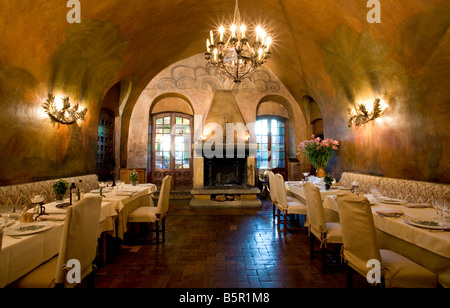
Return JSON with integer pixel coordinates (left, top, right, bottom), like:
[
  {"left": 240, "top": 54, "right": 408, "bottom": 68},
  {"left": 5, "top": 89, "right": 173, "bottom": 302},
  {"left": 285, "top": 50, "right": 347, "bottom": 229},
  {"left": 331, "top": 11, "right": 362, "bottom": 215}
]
[
  {"left": 154, "top": 116, "right": 171, "bottom": 169},
  {"left": 151, "top": 113, "right": 193, "bottom": 189},
  {"left": 256, "top": 116, "right": 287, "bottom": 171}
]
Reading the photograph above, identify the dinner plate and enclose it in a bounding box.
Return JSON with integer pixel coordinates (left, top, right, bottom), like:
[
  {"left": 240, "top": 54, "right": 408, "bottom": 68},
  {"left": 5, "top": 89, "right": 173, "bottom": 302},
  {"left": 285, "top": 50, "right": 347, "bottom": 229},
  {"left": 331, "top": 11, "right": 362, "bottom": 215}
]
[
  {"left": 378, "top": 196, "right": 407, "bottom": 205},
  {"left": 4, "top": 221, "right": 56, "bottom": 236},
  {"left": 404, "top": 216, "right": 450, "bottom": 230},
  {"left": 90, "top": 189, "right": 100, "bottom": 193}
]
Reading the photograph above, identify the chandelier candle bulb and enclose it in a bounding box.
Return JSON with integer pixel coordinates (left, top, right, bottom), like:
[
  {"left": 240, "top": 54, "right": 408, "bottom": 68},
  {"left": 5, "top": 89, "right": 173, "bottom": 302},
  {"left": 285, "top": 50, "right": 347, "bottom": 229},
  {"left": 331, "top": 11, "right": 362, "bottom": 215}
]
[
  {"left": 206, "top": 39, "right": 210, "bottom": 52},
  {"left": 219, "top": 26, "right": 225, "bottom": 42},
  {"left": 230, "top": 24, "right": 237, "bottom": 39},
  {"left": 240, "top": 24, "right": 246, "bottom": 38},
  {"left": 210, "top": 30, "right": 214, "bottom": 45}
]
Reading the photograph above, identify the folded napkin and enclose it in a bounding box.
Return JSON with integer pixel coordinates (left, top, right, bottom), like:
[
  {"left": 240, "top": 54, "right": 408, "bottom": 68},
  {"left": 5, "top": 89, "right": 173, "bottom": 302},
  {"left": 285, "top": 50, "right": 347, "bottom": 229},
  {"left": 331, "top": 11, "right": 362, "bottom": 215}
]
[
  {"left": 115, "top": 191, "right": 135, "bottom": 196},
  {"left": 404, "top": 203, "right": 432, "bottom": 208},
  {"left": 376, "top": 209, "right": 404, "bottom": 217},
  {"left": 37, "top": 215, "right": 65, "bottom": 221}
]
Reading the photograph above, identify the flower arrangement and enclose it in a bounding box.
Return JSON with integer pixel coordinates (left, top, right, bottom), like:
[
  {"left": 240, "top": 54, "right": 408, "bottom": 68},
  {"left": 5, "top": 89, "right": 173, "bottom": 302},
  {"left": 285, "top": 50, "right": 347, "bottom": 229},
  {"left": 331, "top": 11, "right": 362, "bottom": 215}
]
[
  {"left": 130, "top": 169, "right": 138, "bottom": 184},
  {"left": 297, "top": 135, "right": 340, "bottom": 170}
]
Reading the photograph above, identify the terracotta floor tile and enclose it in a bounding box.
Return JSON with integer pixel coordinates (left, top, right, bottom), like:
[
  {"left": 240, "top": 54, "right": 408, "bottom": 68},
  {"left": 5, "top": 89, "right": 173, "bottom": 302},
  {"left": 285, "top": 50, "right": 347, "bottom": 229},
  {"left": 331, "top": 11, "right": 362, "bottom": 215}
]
[{"left": 92, "top": 199, "right": 369, "bottom": 289}]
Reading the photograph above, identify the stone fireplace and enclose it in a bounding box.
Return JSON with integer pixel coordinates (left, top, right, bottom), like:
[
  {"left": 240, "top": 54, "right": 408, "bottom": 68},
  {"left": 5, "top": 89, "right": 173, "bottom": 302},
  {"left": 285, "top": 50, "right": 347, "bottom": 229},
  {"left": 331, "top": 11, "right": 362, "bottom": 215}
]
[{"left": 190, "top": 90, "right": 261, "bottom": 208}]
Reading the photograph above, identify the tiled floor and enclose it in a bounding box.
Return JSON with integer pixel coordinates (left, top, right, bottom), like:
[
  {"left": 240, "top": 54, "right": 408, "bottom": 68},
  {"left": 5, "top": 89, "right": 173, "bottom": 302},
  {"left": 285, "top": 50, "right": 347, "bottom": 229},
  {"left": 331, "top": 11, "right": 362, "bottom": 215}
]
[{"left": 94, "top": 198, "right": 369, "bottom": 288}]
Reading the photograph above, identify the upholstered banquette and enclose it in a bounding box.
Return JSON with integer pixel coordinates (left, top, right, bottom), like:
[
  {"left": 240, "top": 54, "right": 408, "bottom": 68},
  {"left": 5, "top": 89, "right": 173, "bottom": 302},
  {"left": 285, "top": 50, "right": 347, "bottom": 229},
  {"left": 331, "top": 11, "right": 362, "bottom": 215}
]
[
  {"left": 339, "top": 172, "right": 449, "bottom": 204},
  {"left": 0, "top": 175, "right": 99, "bottom": 213}
]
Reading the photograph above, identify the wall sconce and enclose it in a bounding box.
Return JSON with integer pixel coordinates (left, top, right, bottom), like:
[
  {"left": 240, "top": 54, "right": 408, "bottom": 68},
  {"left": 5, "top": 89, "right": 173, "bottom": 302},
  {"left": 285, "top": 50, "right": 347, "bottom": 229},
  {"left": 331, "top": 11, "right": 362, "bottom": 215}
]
[
  {"left": 42, "top": 93, "right": 87, "bottom": 125},
  {"left": 347, "top": 98, "right": 386, "bottom": 128}
]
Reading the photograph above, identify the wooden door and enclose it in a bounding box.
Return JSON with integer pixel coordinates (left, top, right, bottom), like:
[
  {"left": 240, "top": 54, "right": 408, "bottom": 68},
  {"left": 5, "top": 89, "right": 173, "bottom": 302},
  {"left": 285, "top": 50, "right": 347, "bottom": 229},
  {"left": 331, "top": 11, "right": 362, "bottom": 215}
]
[
  {"left": 97, "top": 109, "right": 115, "bottom": 182},
  {"left": 151, "top": 113, "right": 193, "bottom": 189}
]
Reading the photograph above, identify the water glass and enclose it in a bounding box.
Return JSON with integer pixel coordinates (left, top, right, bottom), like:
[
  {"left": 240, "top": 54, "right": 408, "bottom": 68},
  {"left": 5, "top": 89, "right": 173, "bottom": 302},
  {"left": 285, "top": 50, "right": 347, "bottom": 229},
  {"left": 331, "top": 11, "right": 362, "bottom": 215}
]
[
  {"left": 432, "top": 199, "right": 444, "bottom": 221},
  {"left": 370, "top": 186, "right": 381, "bottom": 200}
]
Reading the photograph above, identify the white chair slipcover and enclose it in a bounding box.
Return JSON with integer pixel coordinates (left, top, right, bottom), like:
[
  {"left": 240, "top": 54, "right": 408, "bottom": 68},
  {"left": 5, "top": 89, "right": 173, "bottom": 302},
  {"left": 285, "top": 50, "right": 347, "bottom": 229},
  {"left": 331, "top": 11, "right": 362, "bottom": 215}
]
[
  {"left": 304, "top": 183, "right": 342, "bottom": 248},
  {"left": 12, "top": 195, "right": 102, "bottom": 288},
  {"left": 337, "top": 192, "right": 437, "bottom": 288},
  {"left": 274, "top": 173, "right": 307, "bottom": 233},
  {"left": 305, "top": 182, "right": 342, "bottom": 273},
  {"left": 128, "top": 175, "right": 172, "bottom": 245}
]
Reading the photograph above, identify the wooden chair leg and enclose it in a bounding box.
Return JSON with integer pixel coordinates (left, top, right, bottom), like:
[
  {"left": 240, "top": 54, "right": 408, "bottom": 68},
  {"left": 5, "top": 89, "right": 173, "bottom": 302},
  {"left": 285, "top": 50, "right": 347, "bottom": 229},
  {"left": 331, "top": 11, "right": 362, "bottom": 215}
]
[
  {"left": 310, "top": 233, "right": 315, "bottom": 260},
  {"left": 283, "top": 212, "right": 288, "bottom": 234},
  {"left": 277, "top": 209, "right": 281, "bottom": 227},
  {"left": 155, "top": 221, "right": 160, "bottom": 246},
  {"left": 162, "top": 216, "right": 166, "bottom": 242}
]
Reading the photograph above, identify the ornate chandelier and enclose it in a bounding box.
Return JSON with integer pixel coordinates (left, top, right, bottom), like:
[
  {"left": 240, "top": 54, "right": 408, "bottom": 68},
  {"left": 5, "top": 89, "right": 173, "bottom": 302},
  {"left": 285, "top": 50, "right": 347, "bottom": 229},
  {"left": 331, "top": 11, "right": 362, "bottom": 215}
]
[{"left": 205, "top": 0, "right": 272, "bottom": 83}]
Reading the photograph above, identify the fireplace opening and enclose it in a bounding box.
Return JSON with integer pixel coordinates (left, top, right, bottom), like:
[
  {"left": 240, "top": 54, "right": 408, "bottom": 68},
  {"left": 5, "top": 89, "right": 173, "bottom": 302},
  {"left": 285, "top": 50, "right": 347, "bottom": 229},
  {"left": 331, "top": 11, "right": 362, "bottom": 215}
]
[{"left": 204, "top": 157, "right": 248, "bottom": 187}]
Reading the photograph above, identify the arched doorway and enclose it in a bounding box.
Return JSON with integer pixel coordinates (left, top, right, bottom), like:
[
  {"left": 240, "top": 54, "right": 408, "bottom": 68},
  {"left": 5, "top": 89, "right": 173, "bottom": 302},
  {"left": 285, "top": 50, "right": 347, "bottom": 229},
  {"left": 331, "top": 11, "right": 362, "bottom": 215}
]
[
  {"left": 149, "top": 95, "right": 194, "bottom": 189},
  {"left": 256, "top": 98, "right": 294, "bottom": 180}
]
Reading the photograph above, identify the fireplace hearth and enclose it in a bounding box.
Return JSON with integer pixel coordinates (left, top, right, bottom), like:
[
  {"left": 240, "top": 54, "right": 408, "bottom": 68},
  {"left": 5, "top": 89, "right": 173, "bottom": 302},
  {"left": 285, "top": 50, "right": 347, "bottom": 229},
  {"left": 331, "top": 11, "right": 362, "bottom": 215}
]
[{"left": 204, "top": 157, "right": 248, "bottom": 188}]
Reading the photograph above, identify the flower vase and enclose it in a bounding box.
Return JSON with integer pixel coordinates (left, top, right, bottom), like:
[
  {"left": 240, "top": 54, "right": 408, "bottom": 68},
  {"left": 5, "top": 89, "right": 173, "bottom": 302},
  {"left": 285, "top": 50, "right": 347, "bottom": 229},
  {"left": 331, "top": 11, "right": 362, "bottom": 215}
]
[
  {"left": 132, "top": 181, "right": 137, "bottom": 186},
  {"left": 316, "top": 167, "right": 326, "bottom": 178},
  {"left": 325, "top": 184, "right": 331, "bottom": 191}
]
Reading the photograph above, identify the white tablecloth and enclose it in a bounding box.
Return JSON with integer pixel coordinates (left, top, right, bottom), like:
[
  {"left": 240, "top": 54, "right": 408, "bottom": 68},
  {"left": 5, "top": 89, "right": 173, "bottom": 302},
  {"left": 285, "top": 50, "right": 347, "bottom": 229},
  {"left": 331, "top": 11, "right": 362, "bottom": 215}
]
[
  {"left": 287, "top": 182, "right": 341, "bottom": 201},
  {"left": 86, "top": 184, "right": 157, "bottom": 239},
  {"left": 0, "top": 221, "right": 63, "bottom": 288},
  {"left": 0, "top": 199, "right": 117, "bottom": 288},
  {"left": 323, "top": 195, "right": 450, "bottom": 287}
]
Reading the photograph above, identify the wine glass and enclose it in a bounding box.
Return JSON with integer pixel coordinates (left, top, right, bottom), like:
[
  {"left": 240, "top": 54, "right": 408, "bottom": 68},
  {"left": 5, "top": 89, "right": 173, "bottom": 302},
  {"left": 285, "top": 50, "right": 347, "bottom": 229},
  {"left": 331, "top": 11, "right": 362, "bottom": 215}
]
[
  {"left": 1, "top": 211, "right": 11, "bottom": 228},
  {"left": 351, "top": 181, "right": 359, "bottom": 194},
  {"left": 432, "top": 199, "right": 445, "bottom": 221},
  {"left": 370, "top": 186, "right": 381, "bottom": 200},
  {"left": 303, "top": 172, "right": 310, "bottom": 182}
]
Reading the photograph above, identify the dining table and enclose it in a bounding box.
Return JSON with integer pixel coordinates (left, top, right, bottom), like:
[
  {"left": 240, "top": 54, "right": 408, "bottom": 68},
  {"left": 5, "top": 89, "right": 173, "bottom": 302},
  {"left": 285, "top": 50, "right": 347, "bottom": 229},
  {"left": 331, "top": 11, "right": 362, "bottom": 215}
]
[
  {"left": 85, "top": 183, "right": 157, "bottom": 240},
  {"left": 287, "top": 180, "right": 450, "bottom": 288},
  {"left": 0, "top": 198, "right": 116, "bottom": 288}
]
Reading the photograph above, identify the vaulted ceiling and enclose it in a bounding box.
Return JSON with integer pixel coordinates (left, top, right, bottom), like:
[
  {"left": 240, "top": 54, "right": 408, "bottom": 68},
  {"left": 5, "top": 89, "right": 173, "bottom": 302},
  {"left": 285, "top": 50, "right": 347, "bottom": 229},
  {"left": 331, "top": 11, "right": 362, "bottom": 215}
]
[{"left": 1, "top": 0, "right": 445, "bottom": 110}]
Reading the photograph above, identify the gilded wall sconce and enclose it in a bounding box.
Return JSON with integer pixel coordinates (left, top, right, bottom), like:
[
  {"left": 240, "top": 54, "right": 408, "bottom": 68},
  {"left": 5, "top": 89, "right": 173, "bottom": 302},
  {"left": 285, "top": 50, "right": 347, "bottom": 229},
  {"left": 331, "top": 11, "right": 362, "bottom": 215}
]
[
  {"left": 42, "top": 93, "right": 87, "bottom": 125},
  {"left": 348, "top": 98, "right": 386, "bottom": 128}
]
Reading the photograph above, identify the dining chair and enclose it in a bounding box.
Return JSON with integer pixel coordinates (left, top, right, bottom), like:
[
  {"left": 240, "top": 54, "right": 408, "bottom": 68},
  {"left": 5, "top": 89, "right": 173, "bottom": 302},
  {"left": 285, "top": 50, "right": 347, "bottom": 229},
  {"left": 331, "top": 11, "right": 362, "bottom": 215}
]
[
  {"left": 304, "top": 183, "right": 343, "bottom": 274},
  {"left": 128, "top": 175, "right": 172, "bottom": 245},
  {"left": 337, "top": 192, "right": 438, "bottom": 288},
  {"left": 274, "top": 173, "right": 307, "bottom": 233},
  {"left": 267, "top": 171, "right": 278, "bottom": 221},
  {"left": 11, "top": 195, "right": 102, "bottom": 288}
]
